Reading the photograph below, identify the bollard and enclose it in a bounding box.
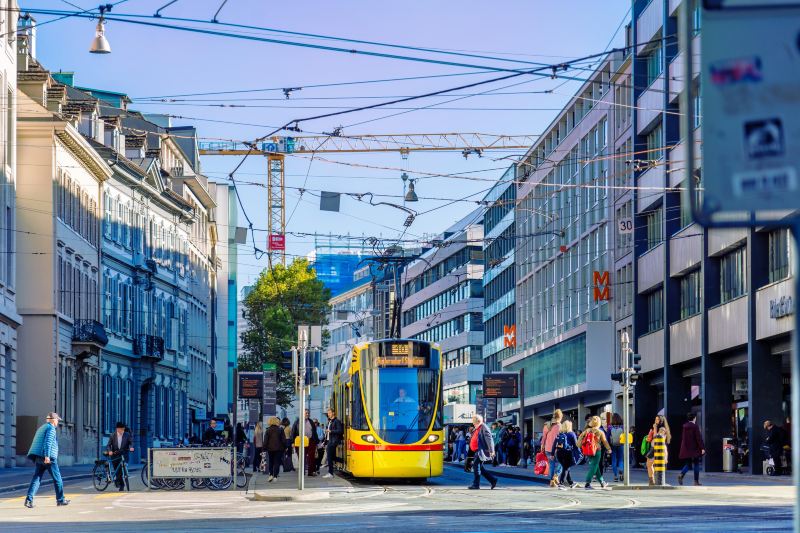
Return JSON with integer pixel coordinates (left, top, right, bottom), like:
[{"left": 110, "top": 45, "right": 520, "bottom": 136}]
[{"left": 653, "top": 434, "right": 667, "bottom": 486}]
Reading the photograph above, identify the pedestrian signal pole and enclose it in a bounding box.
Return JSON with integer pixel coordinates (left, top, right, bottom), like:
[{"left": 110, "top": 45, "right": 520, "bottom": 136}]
[
  {"left": 298, "top": 329, "right": 307, "bottom": 491},
  {"left": 620, "top": 331, "right": 632, "bottom": 487}
]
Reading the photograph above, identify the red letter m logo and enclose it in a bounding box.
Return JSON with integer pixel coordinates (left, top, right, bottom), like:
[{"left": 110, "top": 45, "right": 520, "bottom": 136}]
[{"left": 593, "top": 271, "right": 610, "bottom": 301}]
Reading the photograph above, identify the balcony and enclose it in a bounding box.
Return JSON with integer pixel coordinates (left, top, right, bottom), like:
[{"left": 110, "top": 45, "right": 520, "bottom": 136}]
[
  {"left": 638, "top": 329, "right": 664, "bottom": 374},
  {"left": 669, "top": 224, "right": 702, "bottom": 277},
  {"left": 636, "top": 0, "right": 663, "bottom": 52},
  {"left": 638, "top": 243, "right": 665, "bottom": 294},
  {"left": 670, "top": 314, "right": 701, "bottom": 365},
  {"left": 637, "top": 75, "right": 664, "bottom": 135},
  {"left": 134, "top": 334, "right": 165, "bottom": 360},
  {"left": 72, "top": 319, "right": 109, "bottom": 347},
  {"left": 668, "top": 35, "right": 701, "bottom": 104},
  {"left": 708, "top": 296, "right": 749, "bottom": 353},
  {"left": 636, "top": 163, "right": 665, "bottom": 213}
]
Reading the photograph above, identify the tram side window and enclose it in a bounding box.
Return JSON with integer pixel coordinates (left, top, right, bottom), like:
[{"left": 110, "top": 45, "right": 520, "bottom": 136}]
[{"left": 351, "top": 372, "right": 369, "bottom": 430}]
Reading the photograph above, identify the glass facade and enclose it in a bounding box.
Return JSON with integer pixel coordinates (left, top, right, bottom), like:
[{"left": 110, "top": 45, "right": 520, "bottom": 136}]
[
  {"left": 506, "top": 333, "right": 586, "bottom": 398},
  {"left": 679, "top": 270, "right": 701, "bottom": 319},
  {"left": 646, "top": 288, "right": 663, "bottom": 333},
  {"left": 768, "top": 229, "right": 790, "bottom": 283},
  {"left": 720, "top": 246, "right": 747, "bottom": 303}
]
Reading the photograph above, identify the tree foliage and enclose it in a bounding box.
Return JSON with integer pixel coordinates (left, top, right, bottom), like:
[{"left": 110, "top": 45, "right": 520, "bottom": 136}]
[{"left": 239, "top": 259, "right": 330, "bottom": 407}]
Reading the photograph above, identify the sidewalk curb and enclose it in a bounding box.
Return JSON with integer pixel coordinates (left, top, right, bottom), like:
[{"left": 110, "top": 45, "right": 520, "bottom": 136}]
[
  {"left": 250, "top": 490, "right": 331, "bottom": 502},
  {"left": 0, "top": 466, "right": 142, "bottom": 495}
]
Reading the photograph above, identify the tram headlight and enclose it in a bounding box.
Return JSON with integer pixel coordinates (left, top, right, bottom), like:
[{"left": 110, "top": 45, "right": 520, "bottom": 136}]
[
  {"left": 361, "top": 434, "right": 376, "bottom": 443},
  {"left": 427, "top": 434, "right": 439, "bottom": 442}
]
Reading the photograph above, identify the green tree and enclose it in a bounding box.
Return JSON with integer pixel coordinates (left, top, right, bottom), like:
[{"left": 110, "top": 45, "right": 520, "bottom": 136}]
[{"left": 239, "top": 259, "right": 330, "bottom": 407}]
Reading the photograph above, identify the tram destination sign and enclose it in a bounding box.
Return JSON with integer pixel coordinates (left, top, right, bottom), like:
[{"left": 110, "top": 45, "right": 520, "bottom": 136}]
[
  {"left": 376, "top": 342, "right": 428, "bottom": 367},
  {"left": 238, "top": 372, "right": 264, "bottom": 399},
  {"left": 483, "top": 373, "right": 519, "bottom": 399}
]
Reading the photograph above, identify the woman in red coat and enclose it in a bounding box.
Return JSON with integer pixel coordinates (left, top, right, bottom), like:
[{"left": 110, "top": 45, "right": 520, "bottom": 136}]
[{"left": 678, "top": 412, "right": 705, "bottom": 486}]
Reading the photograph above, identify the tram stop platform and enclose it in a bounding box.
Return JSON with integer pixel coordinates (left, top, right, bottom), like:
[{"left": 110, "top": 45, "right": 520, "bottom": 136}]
[{"left": 248, "top": 469, "right": 353, "bottom": 502}]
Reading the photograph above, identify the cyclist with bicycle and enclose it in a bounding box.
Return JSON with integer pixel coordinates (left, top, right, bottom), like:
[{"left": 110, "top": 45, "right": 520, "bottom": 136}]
[{"left": 106, "top": 422, "right": 134, "bottom": 491}]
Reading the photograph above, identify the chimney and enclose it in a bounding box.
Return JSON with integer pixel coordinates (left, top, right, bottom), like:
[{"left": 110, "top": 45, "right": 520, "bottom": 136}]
[
  {"left": 17, "top": 14, "right": 36, "bottom": 64},
  {"left": 125, "top": 134, "right": 146, "bottom": 159}
]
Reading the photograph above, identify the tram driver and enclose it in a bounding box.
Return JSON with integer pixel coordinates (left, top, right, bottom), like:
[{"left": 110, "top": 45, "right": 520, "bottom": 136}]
[{"left": 390, "top": 388, "right": 420, "bottom": 429}]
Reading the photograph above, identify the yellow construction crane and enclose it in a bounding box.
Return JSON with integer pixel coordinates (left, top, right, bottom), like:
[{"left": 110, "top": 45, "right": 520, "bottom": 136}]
[{"left": 198, "top": 133, "right": 538, "bottom": 264}]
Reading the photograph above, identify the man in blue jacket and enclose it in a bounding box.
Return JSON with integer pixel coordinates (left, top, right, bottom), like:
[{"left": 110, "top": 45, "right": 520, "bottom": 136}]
[
  {"left": 24, "top": 412, "right": 69, "bottom": 508},
  {"left": 468, "top": 414, "right": 498, "bottom": 490}
]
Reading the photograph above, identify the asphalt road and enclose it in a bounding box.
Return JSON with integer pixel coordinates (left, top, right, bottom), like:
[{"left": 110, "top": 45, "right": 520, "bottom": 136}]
[{"left": 0, "top": 464, "right": 792, "bottom": 532}]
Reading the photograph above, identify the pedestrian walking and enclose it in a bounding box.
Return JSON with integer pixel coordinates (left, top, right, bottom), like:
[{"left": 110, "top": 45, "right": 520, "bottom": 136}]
[
  {"left": 105, "top": 421, "right": 134, "bottom": 490},
  {"left": 543, "top": 410, "right": 563, "bottom": 487},
  {"left": 454, "top": 427, "right": 466, "bottom": 462},
  {"left": 264, "top": 417, "right": 287, "bottom": 481},
  {"left": 678, "top": 412, "right": 705, "bottom": 486},
  {"left": 467, "top": 414, "right": 498, "bottom": 490},
  {"left": 252, "top": 421, "right": 265, "bottom": 473},
  {"left": 645, "top": 415, "right": 672, "bottom": 485},
  {"left": 323, "top": 407, "right": 343, "bottom": 478},
  {"left": 554, "top": 420, "right": 579, "bottom": 489},
  {"left": 25, "top": 412, "right": 69, "bottom": 508},
  {"left": 762, "top": 419, "right": 787, "bottom": 476},
  {"left": 314, "top": 419, "right": 325, "bottom": 474},
  {"left": 281, "top": 417, "right": 295, "bottom": 472},
  {"left": 577, "top": 415, "right": 612, "bottom": 490},
  {"left": 608, "top": 413, "right": 625, "bottom": 482}
]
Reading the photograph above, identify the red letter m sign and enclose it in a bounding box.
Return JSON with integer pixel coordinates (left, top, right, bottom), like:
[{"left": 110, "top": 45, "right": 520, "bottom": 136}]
[{"left": 593, "top": 271, "right": 610, "bottom": 302}]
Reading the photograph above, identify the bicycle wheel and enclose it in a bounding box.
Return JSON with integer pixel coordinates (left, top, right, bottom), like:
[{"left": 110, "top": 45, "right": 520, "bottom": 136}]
[
  {"left": 191, "top": 477, "right": 208, "bottom": 489},
  {"left": 209, "top": 476, "right": 232, "bottom": 490},
  {"left": 140, "top": 461, "right": 158, "bottom": 489},
  {"left": 92, "top": 463, "right": 110, "bottom": 491}
]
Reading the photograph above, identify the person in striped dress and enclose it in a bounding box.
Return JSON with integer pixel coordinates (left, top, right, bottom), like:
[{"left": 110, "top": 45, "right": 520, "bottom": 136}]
[{"left": 24, "top": 412, "right": 69, "bottom": 508}]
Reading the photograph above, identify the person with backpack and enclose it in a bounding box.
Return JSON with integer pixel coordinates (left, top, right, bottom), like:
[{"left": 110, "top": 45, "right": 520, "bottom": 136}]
[
  {"left": 543, "top": 410, "right": 563, "bottom": 487},
  {"left": 577, "top": 415, "right": 612, "bottom": 490},
  {"left": 554, "top": 420, "right": 579, "bottom": 489},
  {"left": 608, "top": 413, "right": 626, "bottom": 482}
]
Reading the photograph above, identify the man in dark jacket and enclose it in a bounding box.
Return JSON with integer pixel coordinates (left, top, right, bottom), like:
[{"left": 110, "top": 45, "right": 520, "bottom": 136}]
[
  {"left": 763, "top": 420, "right": 786, "bottom": 475},
  {"left": 106, "top": 422, "right": 134, "bottom": 490},
  {"left": 323, "top": 407, "right": 344, "bottom": 478},
  {"left": 677, "top": 412, "right": 705, "bottom": 486},
  {"left": 468, "top": 414, "right": 498, "bottom": 490}
]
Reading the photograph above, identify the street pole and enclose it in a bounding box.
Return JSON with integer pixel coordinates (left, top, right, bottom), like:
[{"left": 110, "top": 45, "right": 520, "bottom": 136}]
[
  {"left": 232, "top": 369, "right": 238, "bottom": 491},
  {"left": 298, "top": 331, "right": 307, "bottom": 491},
  {"left": 791, "top": 223, "right": 799, "bottom": 532},
  {"left": 519, "top": 368, "right": 525, "bottom": 468},
  {"left": 621, "top": 331, "right": 631, "bottom": 488}
]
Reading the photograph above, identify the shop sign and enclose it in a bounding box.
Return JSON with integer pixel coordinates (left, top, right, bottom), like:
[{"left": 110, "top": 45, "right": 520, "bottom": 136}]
[{"left": 769, "top": 295, "right": 794, "bottom": 319}]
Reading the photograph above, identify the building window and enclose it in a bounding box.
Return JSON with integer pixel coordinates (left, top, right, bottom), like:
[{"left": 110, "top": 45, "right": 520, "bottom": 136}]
[
  {"left": 645, "top": 207, "right": 663, "bottom": 251},
  {"left": 720, "top": 246, "right": 747, "bottom": 303},
  {"left": 645, "top": 42, "right": 663, "bottom": 85},
  {"left": 646, "top": 289, "right": 663, "bottom": 333},
  {"left": 680, "top": 270, "right": 702, "bottom": 319},
  {"left": 768, "top": 229, "right": 790, "bottom": 283},
  {"left": 646, "top": 124, "right": 664, "bottom": 161}
]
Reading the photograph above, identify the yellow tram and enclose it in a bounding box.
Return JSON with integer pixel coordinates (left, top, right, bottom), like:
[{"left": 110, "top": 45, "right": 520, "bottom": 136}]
[{"left": 332, "top": 339, "right": 444, "bottom": 479}]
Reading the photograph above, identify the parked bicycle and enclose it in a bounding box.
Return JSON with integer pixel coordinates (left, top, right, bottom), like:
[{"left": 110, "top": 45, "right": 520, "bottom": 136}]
[{"left": 93, "top": 454, "right": 130, "bottom": 492}]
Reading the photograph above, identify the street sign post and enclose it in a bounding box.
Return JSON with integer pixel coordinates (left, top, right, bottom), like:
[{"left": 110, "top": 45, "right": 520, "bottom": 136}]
[
  {"left": 692, "top": 4, "right": 800, "bottom": 528},
  {"left": 701, "top": 2, "right": 800, "bottom": 216}
]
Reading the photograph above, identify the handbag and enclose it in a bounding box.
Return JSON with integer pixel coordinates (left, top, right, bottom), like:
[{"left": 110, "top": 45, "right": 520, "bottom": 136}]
[{"left": 533, "top": 452, "right": 549, "bottom": 476}]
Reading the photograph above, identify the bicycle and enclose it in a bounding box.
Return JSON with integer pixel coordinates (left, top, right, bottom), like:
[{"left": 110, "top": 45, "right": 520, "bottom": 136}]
[{"left": 93, "top": 453, "right": 130, "bottom": 492}]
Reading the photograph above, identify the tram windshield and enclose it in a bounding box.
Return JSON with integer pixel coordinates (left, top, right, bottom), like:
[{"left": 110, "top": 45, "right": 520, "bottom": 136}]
[{"left": 361, "top": 342, "right": 442, "bottom": 444}]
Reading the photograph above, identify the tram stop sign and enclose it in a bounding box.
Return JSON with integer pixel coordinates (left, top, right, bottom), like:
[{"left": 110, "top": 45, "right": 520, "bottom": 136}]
[{"left": 701, "top": 2, "right": 800, "bottom": 214}]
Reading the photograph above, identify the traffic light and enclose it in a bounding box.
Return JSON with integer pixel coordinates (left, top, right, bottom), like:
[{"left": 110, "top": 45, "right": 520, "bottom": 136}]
[
  {"left": 611, "top": 371, "right": 627, "bottom": 386},
  {"left": 629, "top": 353, "right": 642, "bottom": 384},
  {"left": 281, "top": 349, "right": 297, "bottom": 373}
]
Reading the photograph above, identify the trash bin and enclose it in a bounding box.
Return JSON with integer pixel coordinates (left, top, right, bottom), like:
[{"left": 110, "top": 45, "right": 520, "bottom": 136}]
[{"left": 722, "top": 438, "right": 734, "bottom": 472}]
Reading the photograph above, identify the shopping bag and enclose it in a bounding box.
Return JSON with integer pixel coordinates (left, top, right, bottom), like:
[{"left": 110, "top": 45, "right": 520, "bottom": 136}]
[{"left": 533, "top": 452, "right": 549, "bottom": 476}]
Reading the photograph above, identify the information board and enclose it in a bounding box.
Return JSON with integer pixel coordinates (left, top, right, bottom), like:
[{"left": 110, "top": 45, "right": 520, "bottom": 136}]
[
  {"left": 262, "top": 364, "right": 277, "bottom": 418},
  {"left": 151, "top": 448, "right": 231, "bottom": 478},
  {"left": 701, "top": 3, "right": 800, "bottom": 213},
  {"left": 483, "top": 373, "right": 519, "bottom": 398},
  {"left": 238, "top": 372, "right": 264, "bottom": 399}
]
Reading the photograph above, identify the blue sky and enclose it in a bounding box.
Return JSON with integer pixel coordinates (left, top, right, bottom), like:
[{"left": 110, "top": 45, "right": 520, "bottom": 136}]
[{"left": 26, "top": 0, "right": 631, "bottom": 286}]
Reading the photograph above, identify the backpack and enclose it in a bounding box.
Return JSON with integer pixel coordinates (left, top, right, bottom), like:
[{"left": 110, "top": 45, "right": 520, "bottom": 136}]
[
  {"left": 554, "top": 432, "right": 571, "bottom": 453},
  {"left": 581, "top": 430, "right": 599, "bottom": 456}
]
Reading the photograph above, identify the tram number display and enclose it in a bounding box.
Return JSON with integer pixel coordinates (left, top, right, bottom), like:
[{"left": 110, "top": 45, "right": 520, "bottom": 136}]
[
  {"left": 483, "top": 374, "right": 519, "bottom": 398},
  {"left": 376, "top": 342, "right": 428, "bottom": 367}
]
